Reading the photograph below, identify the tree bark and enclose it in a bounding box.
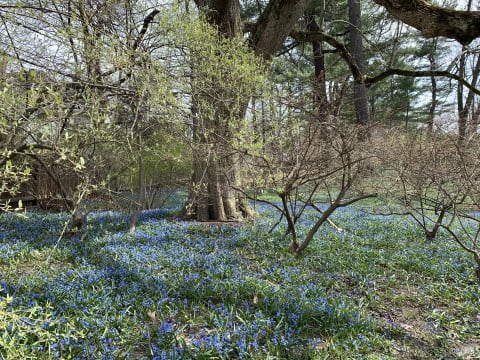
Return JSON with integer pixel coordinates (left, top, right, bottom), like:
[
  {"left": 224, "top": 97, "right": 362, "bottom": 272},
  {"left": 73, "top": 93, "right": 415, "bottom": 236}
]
[
  {"left": 305, "top": 12, "right": 329, "bottom": 119},
  {"left": 348, "top": 0, "right": 369, "bottom": 125},
  {"left": 428, "top": 39, "right": 438, "bottom": 135},
  {"left": 457, "top": 46, "right": 467, "bottom": 144},
  {"left": 372, "top": 0, "right": 480, "bottom": 45},
  {"left": 194, "top": 0, "right": 242, "bottom": 37},
  {"left": 185, "top": 0, "right": 311, "bottom": 221},
  {"left": 249, "top": 0, "right": 310, "bottom": 59},
  {"left": 183, "top": 94, "right": 226, "bottom": 221},
  {"left": 458, "top": 53, "right": 480, "bottom": 144}
]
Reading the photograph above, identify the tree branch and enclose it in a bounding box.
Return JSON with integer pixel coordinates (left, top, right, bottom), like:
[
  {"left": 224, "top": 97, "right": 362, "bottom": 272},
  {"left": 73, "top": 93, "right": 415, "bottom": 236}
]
[
  {"left": 372, "top": 0, "right": 480, "bottom": 45},
  {"left": 248, "top": 0, "right": 310, "bottom": 59},
  {"left": 132, "top": 9, "right": 160, "bottom": 51},
  {"left": 286, "top": 28, "right": 480, "bottom": 95},
  {"left": 100, "top": 9, "right": 160, "bottom": 80},
  {"left": 289, "top": 29, "right": 363, "bottom": 80},
  {"left": 338, "top": 193, "right": 377, "bottom": 207},
  {"left": 365, "top": 68, "right": 480, "bottom": 96},
  {"left": 0, "top": 144, "right": 54, "bottom": 167}
]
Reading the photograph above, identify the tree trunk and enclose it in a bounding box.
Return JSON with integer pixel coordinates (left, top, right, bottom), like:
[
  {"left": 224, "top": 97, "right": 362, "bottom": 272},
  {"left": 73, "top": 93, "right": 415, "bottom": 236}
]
[
  {"left": 475, "top": 253, "right": 480, "bottom": 284},
  {"left": 458, "top": 52, "right": 480, "bottom": 144},
  {"left": 295, "top": 199, "right": 340, "bottom": 255},
  {"left": 249, "top": 0, "right": 310, "bottom": 60},
  {"left": 194, "top": 0, "right": 242, "bottom": 37},
  {"left": 424, "top": 206, "right": 447, "bottom": 241},
  {"left": 348, "top": 0, "right": 369, "bottom": 125},
  {"left": 470, "top": 101, "right": 480, "bottom": 135},
  {"left": 183, "top": 94, "right": 224, "bottom": 221},
  {"left": 404, "top": 89, "right": 410, "bottom": 127},
  {"left": 428, "top": 39, "right": 438, "bottom": 135},
  {"left": 129, "top": 136, "right": 146, "bottom": 232},
  {"left": 71, "top": 208, "right": 83, "bottom": 229},
  {"left": 305, "top": 12, "right": 329, "bottom": 119},
  {"left": 183, "top": 86, "right": 240, "bottom": 221},
  {"left": 184, "top": 0, "right": 311, "bottom": 221},
  {"left": 458, "top": 47, "right": 467, "bottom": 145}
]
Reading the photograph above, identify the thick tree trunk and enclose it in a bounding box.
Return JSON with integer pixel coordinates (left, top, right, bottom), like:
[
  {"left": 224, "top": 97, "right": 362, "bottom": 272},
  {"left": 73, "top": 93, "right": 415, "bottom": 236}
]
[
  {"left": 184, "top": 96, "right": 223, "bottom": 221},
  {"left": 182, "top": 90, "right": 241, "bottom": 221},
  {"left": 194, "top": 0, "right": 242, "bottom": 37},
  {"left": 348, "top": 0, "right": 369, "bottom": 125},
  {"left": 249, "top": 0, "right": 310, "bottom": 59},
  {"left": 184, "top": 0, "right": 311, "bottom": 221}
]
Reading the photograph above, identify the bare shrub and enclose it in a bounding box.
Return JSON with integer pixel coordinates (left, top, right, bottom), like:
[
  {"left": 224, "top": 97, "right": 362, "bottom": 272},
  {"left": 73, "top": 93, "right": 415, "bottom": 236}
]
[
  {"left": 377, "top": 128, "right": 480, "bottom": 282},
  {"left": 240, "top": 113, "right": 376, "bottom": 254}
]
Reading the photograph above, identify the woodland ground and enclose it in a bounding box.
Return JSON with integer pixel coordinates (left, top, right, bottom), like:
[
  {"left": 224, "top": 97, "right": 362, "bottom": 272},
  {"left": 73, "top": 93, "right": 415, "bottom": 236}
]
[{"left": 0, "top": 196, "right": 479, "bottom": 359}]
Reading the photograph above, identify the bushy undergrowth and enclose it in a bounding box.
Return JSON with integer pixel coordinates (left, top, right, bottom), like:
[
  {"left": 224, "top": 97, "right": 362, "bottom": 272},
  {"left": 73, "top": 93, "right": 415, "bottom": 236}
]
[{"left": 0, "top": 203, "right": 479, "bottom": 359}]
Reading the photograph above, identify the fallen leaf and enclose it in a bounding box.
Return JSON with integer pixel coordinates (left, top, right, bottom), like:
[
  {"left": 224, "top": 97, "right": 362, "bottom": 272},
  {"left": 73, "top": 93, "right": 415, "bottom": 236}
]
[{"left": 147, "top": 311, "right": 158, "bottom": 323}]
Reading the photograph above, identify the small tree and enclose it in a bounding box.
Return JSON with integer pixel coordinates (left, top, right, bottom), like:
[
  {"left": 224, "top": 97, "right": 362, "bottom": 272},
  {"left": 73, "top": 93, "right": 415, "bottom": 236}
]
[
  {"left": 379, "top": 128, "right": 480, "bottom": 282},
  {"left": 0, "top": 2, "right": 187, "bottom": 233},
  {"left": 0, "top": 66, "right": 114, "bottom": 231},
  {"left": 240, "top": 91, "right": 376, "bottom": 254},
  {"left": 377, "top": 129, "right": 464, "bottom": 241},
  {"left": 437, "top": 137, "right": 480, "bottom": 283}
]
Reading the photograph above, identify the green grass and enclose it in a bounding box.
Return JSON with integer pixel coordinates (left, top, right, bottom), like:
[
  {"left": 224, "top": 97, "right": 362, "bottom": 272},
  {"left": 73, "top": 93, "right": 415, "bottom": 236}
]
[{"left": 0, "top": 205, "right": 479, "bottom": 359}]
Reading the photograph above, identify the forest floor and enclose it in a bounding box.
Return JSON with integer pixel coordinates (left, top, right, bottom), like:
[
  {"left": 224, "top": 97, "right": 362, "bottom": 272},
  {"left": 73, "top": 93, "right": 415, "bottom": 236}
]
[{"left": 0, "top": 202, "right": 479, "bottom": 359}]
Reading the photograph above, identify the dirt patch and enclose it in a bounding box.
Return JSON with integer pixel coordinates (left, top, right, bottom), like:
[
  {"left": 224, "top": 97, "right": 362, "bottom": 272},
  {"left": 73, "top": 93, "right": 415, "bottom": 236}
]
[
  {"left": 375, "top": 306, "right": 434, "bottom": 358},
  {"left": 370, "top": 287, "right": 456, "bottom": 359}
]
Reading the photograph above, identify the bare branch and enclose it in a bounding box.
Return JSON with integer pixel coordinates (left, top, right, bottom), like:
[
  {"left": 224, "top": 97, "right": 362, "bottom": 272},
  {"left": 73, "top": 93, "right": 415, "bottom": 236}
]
[{"left": 365, "top": 68, "right": 480, "bottom": 96}]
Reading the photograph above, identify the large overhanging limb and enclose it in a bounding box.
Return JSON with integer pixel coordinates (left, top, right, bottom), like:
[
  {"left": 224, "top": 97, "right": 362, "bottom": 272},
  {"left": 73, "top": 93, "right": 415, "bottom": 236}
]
[
  {"left": 248, "top": 0, "right": 310, "bottom": 59},
  {"left": 372, "top": 0, "right": 480, "bottom": 45},
  {"left": 243, "top": 0, "right": 480, "bottom": 53}
]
